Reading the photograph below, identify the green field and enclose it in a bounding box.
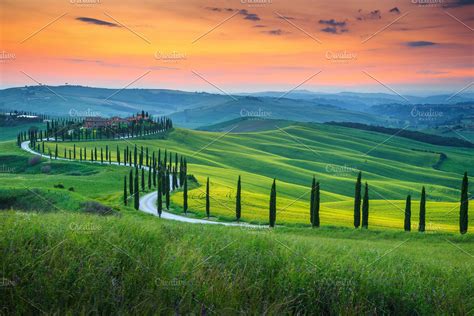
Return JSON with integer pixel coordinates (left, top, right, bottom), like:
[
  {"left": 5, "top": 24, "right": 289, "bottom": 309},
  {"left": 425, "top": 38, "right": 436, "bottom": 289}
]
[
  {"left": 1, "top": 121, "right": 473, "bottom": 314},
  {"left": 37, "top": 122, "right": 473, "bottom": 231}
]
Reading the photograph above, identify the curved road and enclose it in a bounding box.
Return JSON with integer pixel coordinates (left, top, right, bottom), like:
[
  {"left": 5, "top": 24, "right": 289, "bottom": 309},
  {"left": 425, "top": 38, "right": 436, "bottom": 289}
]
[{"left": 21, "top": 140, "right": 264, "bottom": 228}]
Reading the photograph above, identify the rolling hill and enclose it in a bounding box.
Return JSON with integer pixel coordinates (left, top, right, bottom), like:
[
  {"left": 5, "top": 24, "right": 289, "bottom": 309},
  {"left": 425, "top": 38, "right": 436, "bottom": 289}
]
[{"left": 36, "top": 121, "right": 473, "bottom": 231}]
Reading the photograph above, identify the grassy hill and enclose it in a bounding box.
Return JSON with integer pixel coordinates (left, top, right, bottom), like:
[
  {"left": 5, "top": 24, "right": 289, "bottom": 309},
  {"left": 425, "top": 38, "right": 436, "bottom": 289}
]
[
  {"left": 38, "top": 122, "right": 473, "bottom": 231},
  {"left": 2, "top": 210, "right": 473, "bottom": 314},
  {"left": 1, "top": 123, "right": 473, "bottom": 314}
]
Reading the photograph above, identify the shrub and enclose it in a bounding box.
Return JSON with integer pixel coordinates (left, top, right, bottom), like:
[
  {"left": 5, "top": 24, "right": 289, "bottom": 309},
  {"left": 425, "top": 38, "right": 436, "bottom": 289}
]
[
  {"left": 80, "top": 201, "right": 117, "bottom": 216},
  {"left": 53, "top": 184, "right": 65, "bottom": 189},
  {"left": 28, "top": 155, "right": 41, "bottom": 166},
  {"left": 41, "top": 165, "right": 51, "bottom": 174},
  {"left": 68, "top": 187, "right": 75, "bottom": 192}
]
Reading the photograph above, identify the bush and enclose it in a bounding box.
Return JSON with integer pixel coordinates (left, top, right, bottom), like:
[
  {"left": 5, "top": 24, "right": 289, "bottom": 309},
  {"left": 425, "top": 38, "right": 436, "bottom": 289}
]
[
  {"left": 80, "top": 201, "right": 117, "bottom": 216},
  {"left": 28, "top": 155, "right": 41, "bottom": 166},
  {"left": 68, "top": 187, "right": 75, "bottom": 192},
  {"left": 41, "top": 165, "right": 51, "bottom": 174},
  {"left": 53, "top": 184, "right": 65, "bottom": 189}
]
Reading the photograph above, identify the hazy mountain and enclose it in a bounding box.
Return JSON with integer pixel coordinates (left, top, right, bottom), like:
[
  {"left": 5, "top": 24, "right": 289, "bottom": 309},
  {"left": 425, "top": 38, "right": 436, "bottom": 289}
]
[{"left": 170, "top": 96, "right": 387, "bottom": 129}]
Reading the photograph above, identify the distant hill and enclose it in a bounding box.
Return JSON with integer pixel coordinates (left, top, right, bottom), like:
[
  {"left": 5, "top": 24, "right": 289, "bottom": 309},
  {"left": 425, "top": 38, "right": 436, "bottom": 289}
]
[
  {"left": 0, "top": 85, "right": 230, "bottom": 117},
  {"left": 171, "top": 96, "right": 387, "bottom": 128}
]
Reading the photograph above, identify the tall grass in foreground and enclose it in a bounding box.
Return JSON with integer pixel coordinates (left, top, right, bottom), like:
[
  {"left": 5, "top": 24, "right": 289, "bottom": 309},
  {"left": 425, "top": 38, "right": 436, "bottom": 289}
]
[{"left": 1, "top": 211, "right": 473, "bottom": 315}]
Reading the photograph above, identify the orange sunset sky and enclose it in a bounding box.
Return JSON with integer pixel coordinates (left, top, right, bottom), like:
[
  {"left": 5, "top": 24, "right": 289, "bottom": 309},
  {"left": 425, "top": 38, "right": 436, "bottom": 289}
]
[{"left": 0, "top": 0, "right": 472, "bottom": 94}]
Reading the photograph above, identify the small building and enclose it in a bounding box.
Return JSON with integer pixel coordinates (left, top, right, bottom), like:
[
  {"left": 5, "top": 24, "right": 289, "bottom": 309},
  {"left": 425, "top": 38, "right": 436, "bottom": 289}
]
[{"left": 84, "top": 117, "right": 109, "bottom": 128}]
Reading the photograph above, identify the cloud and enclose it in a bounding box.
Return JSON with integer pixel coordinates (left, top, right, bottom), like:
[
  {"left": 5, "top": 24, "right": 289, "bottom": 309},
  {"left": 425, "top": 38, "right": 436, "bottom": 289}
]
[
  {"left": 406, "top": 41, "right": 437, "bottom": 47},
  {"left": 319, "top": 19, "right": 348, "bottom": 34},
  {"left": 319, "top": 19, "right": 347, "bottom": 27},
  {"left": 239, "top": 9, "right": 260, "bottom": 21},
  {"left": 76, "top": 17, "right": 120, "bottom": 27},
  {"left": 204, "top": 7, "right": 261, "bottom": 22},
  {"left": 356, "top": 9, "right": 381, "bottom": 20},
  {"left": 389, "top": 7, "right": 401, "bottom": 14},
  {"left": 443, "top": 0, "right": 474, "bottom": 8},
  {"left": 205, "top": 7, "right": 234, "bottom": 12},
  {"left": 262, "top": 29, "right": 284, "bottom": 35}
]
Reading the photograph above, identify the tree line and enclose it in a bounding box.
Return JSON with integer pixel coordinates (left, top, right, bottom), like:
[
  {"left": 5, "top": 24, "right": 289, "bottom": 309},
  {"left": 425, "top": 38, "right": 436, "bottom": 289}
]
[
  {"left": 17, "top": 113, "right": 173, "bottom": 146},
  {"left": 180, "top": 172, "right": 469, "bottom": 234},
  {"left": 123, "top": 149, "right": 188, "bottom": 212}
]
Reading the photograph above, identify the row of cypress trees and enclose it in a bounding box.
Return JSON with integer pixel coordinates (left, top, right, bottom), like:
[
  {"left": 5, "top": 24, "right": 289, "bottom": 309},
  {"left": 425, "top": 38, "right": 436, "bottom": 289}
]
[
  {"left": 18, "top": 114, "right": 173, "bottom": 145},
  {"left": 184, "top": 172, "right": 468, "bottom": 233},
  {"left": 123, "top": 150, "right": 188, "bottom": 211}
]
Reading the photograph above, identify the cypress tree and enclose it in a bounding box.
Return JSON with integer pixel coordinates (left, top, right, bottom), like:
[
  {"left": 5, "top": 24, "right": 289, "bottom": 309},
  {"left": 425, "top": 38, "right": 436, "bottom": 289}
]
[
  {"left": 73, "top": 144, "right": 76, "bottom": 160},
  {"left": 55, "top": 143, "right": 58, "bottom": 159},
  {"left": 141, "top": 168, "right": 145, "bottom": 191},
  {"left": 419, "top": 187, "right": 426, "bottom": 232},
  {"left": 117, "top": 146, "right": 121, "bottom": 165},
  {"left": 129, "top": 169, "right": 134, "bottom": 195},
  {"left": 312, "top": 181, "right": 320, "bottom": 228},
  {"left": 206, "top": 177, "right": 210, "bottom": 218},
  {"left": 100, "top": 147, "right": 103, "bottom": 164},
  {"left": 183, "top": 176, "right": 188, "bottom": 214},
  {"left": 269, "top": 179, "right": 276, "bottom": 228},
  {"left": 134, "top": 167, "right": 139, "bottom": 210},
  {"left": 460, "top": 172, "right": 469, "bottom": 234},
  {"left": 134, "top": 145, "right": 137, "bottom": 167},
  {"left": 236, "top": 176, "right": 241, "bottom": 222},
  {"left": 404, "top": 194, "right": 411, "bottom": 232},
  {"left": 165, "top": 170, "right": 170, "bottom": 210},
  {"left": 361, "top": 182, "right": 369, "bottom": 229},
  {"left": 310, "top": 176, "right": 315, "bottom": 225},
  {"left": 157, "top": 172, "right": 163, "bottom": 217},
  {"left": 148, "top": 167, "right": 152, "bottom": 189},
  {"left": 123, "top": 176, "right": 127, "bottom": 206},
  {"left": 354, "top": 171, "right": 362, "bottom": 228}
]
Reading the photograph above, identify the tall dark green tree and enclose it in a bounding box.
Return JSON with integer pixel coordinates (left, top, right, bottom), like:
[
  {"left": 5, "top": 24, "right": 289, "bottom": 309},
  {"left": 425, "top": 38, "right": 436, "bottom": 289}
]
[
  {"left": 460, "top": 172, "right": 469, "bottom": 234},
  {"left": 148, "top": 167, "right": 152, "bottom": 189},
  {"left": 165, "top": 170, "right": 170, "bottom": 210},
  {"left": 404, "top": 194, "right": 411, "bottom": 232},
  {"left": 236, "top": 176, "right": 241, "bottom": 222},
  {"left": 312, "top": 181, "right": 320, "bottom": 228},
  {"left": 134, "top": 167, "right": 139, "bottom": 210},
  {"left": 419, "top": 186, "right": 426, "bottom": 232},
  {"left": 361, "top": 182, "right": 369, "bottom": 229},
  {"left": 354, "top": 172, "right": 362, "bottom": 228},
  {"left": 123, "top": 175, "right": 128, "bottom": 206},
  {"left": 141, "top": 168, "right": 145, "bottom": 191},
  {"left": 310, "top": 176, "right": 315, "bottom": 225},
  {"left": 157, "top": 172, "right": 163, "bottom": 217},
  {"left": 269, "top": 179, "right": 277, "bottom": 228},
  {"left": 183, "top": 176, "right": 188, "bottom": 214},
  {"left": 206, "top": 177, "right": 210, "bottom": 218},
  {"left": 129, "top": 169, "right": 134, "bottom": 196}
]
